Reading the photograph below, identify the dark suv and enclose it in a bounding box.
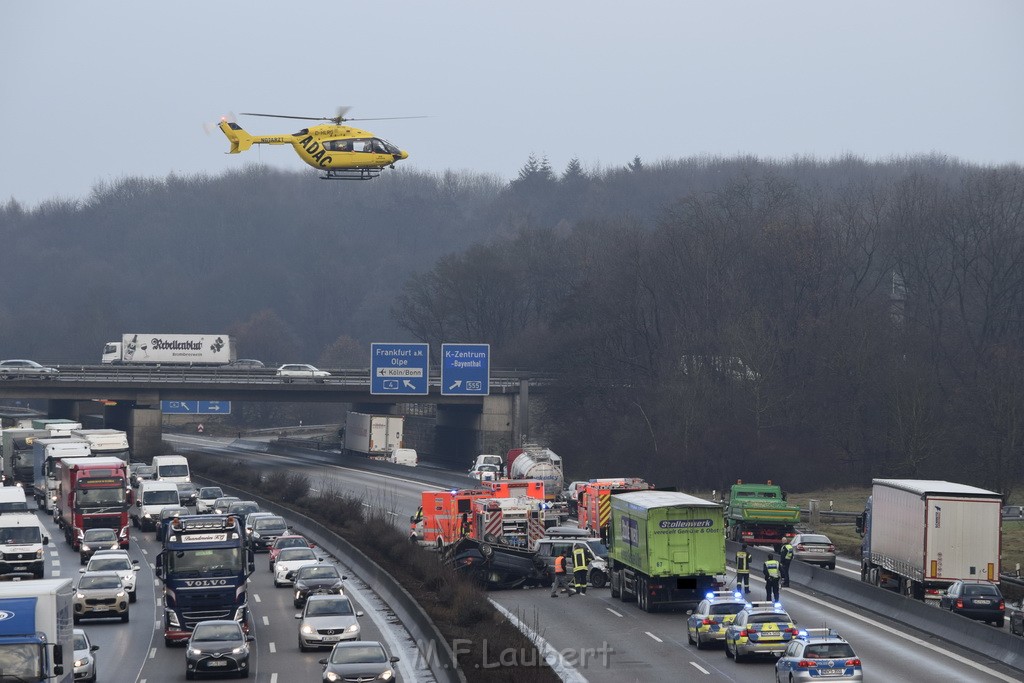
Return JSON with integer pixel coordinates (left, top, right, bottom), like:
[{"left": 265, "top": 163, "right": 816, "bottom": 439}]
[{"left": 939, "top": 580, "right": 1005, "bottom": 627}]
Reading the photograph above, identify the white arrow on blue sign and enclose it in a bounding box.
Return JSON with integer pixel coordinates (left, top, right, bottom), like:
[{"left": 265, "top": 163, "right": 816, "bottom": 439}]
[
  {"left": 371, "top": 343, "right": 429, "bottom": 395},
  {"left": 441, "top": 343, "right": 490, "bottom": 396},
  {"left": 162, "top": 401, "right": 232, "bottom": 414}
]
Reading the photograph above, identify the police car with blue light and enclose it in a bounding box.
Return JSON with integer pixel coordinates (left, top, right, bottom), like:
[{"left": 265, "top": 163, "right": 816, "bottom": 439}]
[
  {"left": 774, "top": 628, "right": 863, "bottom": 681},
  {"left": 723, "top": 601, "right": 798, "bottom": 662},
  {"left": 686, "top": 590, "right": 748, "bottom": 649}
]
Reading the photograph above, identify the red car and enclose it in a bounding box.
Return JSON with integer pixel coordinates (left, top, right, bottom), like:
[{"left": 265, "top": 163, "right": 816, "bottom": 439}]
[{"left": 268, "top": 535, "right": 314, "bottom": 570}]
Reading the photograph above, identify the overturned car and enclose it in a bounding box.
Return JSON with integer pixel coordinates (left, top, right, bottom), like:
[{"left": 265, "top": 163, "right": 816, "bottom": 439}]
[{"left": 443, "top": 536, "right": 549, "bottom": 590}]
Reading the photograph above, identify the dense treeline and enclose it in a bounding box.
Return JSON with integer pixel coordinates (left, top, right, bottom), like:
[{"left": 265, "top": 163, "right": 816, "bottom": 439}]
[
  {"left": 396, "top": 157, "right": 1024, "bottom": 494},
  {"left": 2, "top": 155, "right": 1022, "bottom": 492}
]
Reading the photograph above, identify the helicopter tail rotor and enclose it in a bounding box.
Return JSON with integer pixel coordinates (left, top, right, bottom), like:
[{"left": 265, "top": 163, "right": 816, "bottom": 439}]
[{"left": 203, "top": 111, "right": 237, "bottom": 135}]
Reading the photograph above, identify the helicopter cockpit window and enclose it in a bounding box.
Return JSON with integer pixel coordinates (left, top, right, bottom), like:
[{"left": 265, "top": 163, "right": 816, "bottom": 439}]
[
  {"left": 294, "top": 128, "right": 309, "bottom": 136},
  {"left": 379, "top": 139, "right": 400, "bottom": 155},
  {"left": 324, "top": 139, "right": 354, "bottom": 152}
]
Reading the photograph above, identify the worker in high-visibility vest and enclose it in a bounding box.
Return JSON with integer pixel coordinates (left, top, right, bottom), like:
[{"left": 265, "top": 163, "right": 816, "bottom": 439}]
[
  {"left": 780, "top": 542, "right": 795, "bottom": 587},
  {"left": 572, "top": 545, "right": 589, "bottom": 595},
  {"left": 408, "top": 506, "right": 424, "bottom": 543},
  {"left": 459, "top": 512, "right": 471, "bottom": 538},
  {"left": 735, "top": 544, "right": 751, "bottom": 594},
  {"left": 763, "top": 553, "right": 782, "bottom": 602},
  {"left": 551, "top": 552, "right": 574, "bottom": 597}
]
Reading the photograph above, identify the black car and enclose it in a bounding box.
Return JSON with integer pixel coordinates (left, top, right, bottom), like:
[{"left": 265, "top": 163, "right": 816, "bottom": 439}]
[
  {"left": 176, "top": 482, "right": 199, "bottom": 506},
  {"left": 155, "top": 506, "right": 190, "bottom": 542},
  {"left": 247, "top": 515, "right": 288, "bottom": 552},
  {"left": 226, "top": 500, "right": 260, "bottom": 528},
  {"left": 293, "top": 564, "right": 347, "bottom": 608},
  {"left": 185, "top": 619, "right": 253, "bottom": 680},
  {"left": 939, "top": 580, "right": 1005, "bottom": 627},
  {"left": 79, "top": 529, "right": 120, "bottom": 565},
  {"left": 319, "top": 641, "right": 399, "bottom": 683}
]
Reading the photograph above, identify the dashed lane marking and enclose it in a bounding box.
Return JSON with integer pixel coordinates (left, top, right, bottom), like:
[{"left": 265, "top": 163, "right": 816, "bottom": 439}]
[
  {"left": 690, "top": 662, "right": 710, "bottom": 675},
  {"left": 605, "top": 607, "right": 623, "bottom": 617},
  {"left": 645, "top": 631, "right": 663, "bottom": 643},
  {"left": 253, "top": 594, "right": 261, "bottom": 603},
  {"left": 269, "top": 642, "right": 276, "bottom": 654},
  {"left": 149, "top": 648, "right": 157, "bottom": 659},
  {"left": 262, "top": 615, "right": 269, "bottom": 626}
]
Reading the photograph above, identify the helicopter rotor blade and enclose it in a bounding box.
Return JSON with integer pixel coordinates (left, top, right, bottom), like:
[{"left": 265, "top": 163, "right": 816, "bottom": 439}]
[
  {"left": 239, "top": 112, "right": 328, "bottom": 122},
  {"left": 338, "top": 115, "right": 430, "bottom": 122}
]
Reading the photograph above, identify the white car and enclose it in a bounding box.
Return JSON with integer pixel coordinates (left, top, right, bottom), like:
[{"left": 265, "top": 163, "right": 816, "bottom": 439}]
[
  {"left": 469, "top": 464, "right": 500, "bottom": 481},
  {"left": 81, "top": 550, "right": 140, "bottom": 602},
  {"left": 196, "top": 486, "right": 224, "bottom": 514},
  {"left": 274, "top": 547, "right": 321, "bottom": 587},
  {"left": 276, "top": 364, "right": 330, "bottom": 383},
  {"left": 0, "top": 359, "right": 58, "bottom": 378},
  {"left": 296, "top": 594, "right": 363, "bottom": 651},
  {"left": 73, "top": 628, "right": 99, "bottom": 683}
]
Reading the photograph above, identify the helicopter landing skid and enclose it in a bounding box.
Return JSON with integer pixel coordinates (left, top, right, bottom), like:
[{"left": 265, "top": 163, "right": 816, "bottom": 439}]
[{"left": 320, "top": 168, "right": 382, "bottom": 181}]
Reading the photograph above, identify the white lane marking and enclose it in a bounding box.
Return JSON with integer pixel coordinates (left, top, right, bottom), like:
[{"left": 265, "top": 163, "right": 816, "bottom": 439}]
[
  {"left": 141, "top": 548, "right": 148, "bottom": 555},
  {"left": 49, "top": 551, "right": 58, "bottom": 557},
  {"left": 606, "top": 607, "right": 623, "bottom": 617},
  {"left": 836, "top": 565, "right": 859, "bottom": 576},
  {"left": 269, "top": 642, "right": 276, "bottom": 654},
  {"left": 253, "top": 594, "right": 261, "bottom": 603},
  {"left": 262, "top": 615, "right": 269, "bottom": 626},
  {"left": 155, "top": 621, "right": 161, "bottom": 629},
  {"left": 270, "top": 674, "right": 278, "bottom": 683},
  {"left": 149, "top": 648, "right": 157, "bottom": 659},
  {"left": 156, "top": 598, "right": 162, "bottom": 607},
  {"left": 52, "top": 571, "right": 60, "bottom": 577},
  {"left": 645, "top": 631, "right": 663, "bottom": 643},
  {"left": 797, "top": 590, "right": 1019, "bottom": 682},
  {"left": 153, "top": 579, "right": 160, "bottom": 586},
  {"left": 690, "top": 661, "right": 710, "bottom": 675}
]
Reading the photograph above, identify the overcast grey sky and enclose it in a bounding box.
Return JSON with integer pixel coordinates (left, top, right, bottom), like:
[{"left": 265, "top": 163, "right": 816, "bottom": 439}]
[{"left": 3, "top": 1, "right": 1022, "bottom": 208}]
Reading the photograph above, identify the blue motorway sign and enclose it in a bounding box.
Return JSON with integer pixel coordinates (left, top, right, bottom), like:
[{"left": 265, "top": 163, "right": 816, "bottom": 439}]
[
  {"left": 161, "top": 400, "right": 232, "bottom": 415},
  {"left": 370, "top": 343, "right": 429, "bottom": 395},
  {"left": 441, "top": 343, "right": 490, "bottom": 396}
]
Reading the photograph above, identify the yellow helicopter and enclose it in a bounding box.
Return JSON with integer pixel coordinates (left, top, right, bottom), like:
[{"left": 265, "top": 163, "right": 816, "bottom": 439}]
[{"left": 218, "top": 107, "right": 417, "bottom": 180}]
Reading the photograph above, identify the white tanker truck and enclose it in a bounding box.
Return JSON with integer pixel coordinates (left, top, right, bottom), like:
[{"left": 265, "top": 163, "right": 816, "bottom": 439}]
[{"left": 508, "top": 444, "right": 564, "bottom": 502}]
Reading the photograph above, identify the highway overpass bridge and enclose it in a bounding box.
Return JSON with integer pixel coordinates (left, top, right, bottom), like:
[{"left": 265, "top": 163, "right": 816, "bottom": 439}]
[{"left": 0, "top": 366, "right": 547, "bottom": 459}]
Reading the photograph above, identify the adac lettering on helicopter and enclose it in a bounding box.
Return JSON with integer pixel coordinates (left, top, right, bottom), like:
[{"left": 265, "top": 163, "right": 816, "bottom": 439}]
[{"left": 299, "top": 136, "right": 332, "bottom": 167}]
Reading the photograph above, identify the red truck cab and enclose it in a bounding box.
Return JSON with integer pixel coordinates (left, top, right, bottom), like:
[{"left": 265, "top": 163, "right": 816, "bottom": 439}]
[{"left": 57, "top": 456, "right": 130, "bottom": 550}]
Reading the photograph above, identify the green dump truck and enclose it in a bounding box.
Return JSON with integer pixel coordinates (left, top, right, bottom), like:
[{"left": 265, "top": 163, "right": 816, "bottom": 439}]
[
  {"left": 608, "top": 490, "right": 726, "bottom": 612},
  {"left": 725, "top": 480, "right": 799, "bottom": 550}
]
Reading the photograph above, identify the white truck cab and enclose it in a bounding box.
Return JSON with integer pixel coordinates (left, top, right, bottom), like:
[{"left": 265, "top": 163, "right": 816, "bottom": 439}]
[
  {"left": 151, "top": 455, "right": 190, "bottom": 483},
  {"left": 0, "top": 512, "right": 49, "bottom": 578},
  {"left": 0, "top": 487, "right": 29, "bottom": 513},
  {"left": 132, "top": 480, "right": 181, "bottom": 531}
]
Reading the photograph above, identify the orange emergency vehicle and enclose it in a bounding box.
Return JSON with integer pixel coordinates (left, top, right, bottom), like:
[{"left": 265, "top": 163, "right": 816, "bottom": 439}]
[
  {"left": 473, "top": 496, "right": 546, "bottom": 550},
  {"left": 578, "top": 478, "right": 654, "bottom": 536}
]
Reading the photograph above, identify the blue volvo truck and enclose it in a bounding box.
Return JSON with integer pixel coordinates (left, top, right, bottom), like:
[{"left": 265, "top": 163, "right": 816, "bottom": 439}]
[{"left": 157, "top": 514, "right": 254, "bottom": 646}]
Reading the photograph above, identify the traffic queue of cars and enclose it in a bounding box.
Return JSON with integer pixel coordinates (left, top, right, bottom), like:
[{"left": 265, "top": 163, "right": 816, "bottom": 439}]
[{"left": 116, "top": 458, "right": 401, "bottom": 681}]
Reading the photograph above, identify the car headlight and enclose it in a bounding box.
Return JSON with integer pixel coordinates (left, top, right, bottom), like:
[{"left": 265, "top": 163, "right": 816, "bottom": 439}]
[
  {"left": 295, "top": 590, "right": 303, "bottom": 599},
  {"left": 143, "top": 513, "right": 152, "bottom": 518},
  {"left": 231, "top": 645, "right": 246, "bottom": 654},
  {"left": 76, "top": 593, "right": 85, "bottom": 599},
  {"left": 188, "top": 647, "right": 202, "bottom": 656},
  {"left": 81, "top": 545, "right": 91, "bottom": 552},
  {"left": 301, "top": 624, "right": 314, "bottom": 634},
  {"left": 116, "top": 591, "right": 126, "bottom": 598},
  {"left": 35, "top": 549, "right": 43, "bottom": 559},
  {"left": 74, "top": 657, "right": 89, "bottom": 668},
  {"left": 234, "top": 606, "right": 247, "bottom": 622},
  {"left": 166, "top": 609, "right": 181, "bottom": 628},
  {"left": 325, "top": 673, "right": 341, "bottom": 682},
  {"left": 252, "top": 532, "right": 261, "bottom": 539},
  {"left": 347, "top": 624, "right": 359, "bottom": 633},
  {"left": 380, "top": 670, "right": 394, "bottom": 681}
]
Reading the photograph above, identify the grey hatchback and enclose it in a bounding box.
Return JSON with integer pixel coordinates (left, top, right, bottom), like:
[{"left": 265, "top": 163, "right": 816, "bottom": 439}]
[{"left": 185, "top": 619, "right": 254, "bottom": 679}]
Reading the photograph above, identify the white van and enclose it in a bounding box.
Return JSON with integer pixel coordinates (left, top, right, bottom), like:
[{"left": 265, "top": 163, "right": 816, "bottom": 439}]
[
  {"left": 388, "top": 448, "right": 418, "bottom": 467},
  {"left": 0, "top": 487, "right": 29, "bottom": 513},
  {"left": 151, "top": 455, "right": 190, "bottom": 483},
  {"left": 132, "top": 481, "right": 181, "bottom": 531},
  {"left": 0, "top": 513, "right": 49, "bottom": 578}
]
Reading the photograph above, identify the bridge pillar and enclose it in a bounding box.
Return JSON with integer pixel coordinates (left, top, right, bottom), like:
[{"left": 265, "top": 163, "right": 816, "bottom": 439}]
[
  {"left": 435, "top": 395, "right": 515, "bottom": 469},
  {"left": 47, "top": 399, "right": 80, "bottom": 421},
  {"left": 105, "top": 402, "right": 162, "bottom": 460}
]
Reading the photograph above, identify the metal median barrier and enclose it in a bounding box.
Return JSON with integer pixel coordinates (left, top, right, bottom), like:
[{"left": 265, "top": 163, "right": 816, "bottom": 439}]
[
  {"left": 197, "top": 475, "right": 467, "bottom": 683},
  {"left": 726, "top": 540, "right": 1024, "bottom": 673}
]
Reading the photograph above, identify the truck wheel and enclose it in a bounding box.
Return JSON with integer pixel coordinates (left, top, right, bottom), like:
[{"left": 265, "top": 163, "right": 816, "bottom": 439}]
[
  {"left": 590, "top": 570, "right": 607, "bottom": 589},
  {"left": 479, "top": 543, "right": 493, "bottom": 558},
  {"left": 827, "top": 562, "right": 836, "bottom": 570},
  {"left": 610, "top": 572, "right": 620, "bottom": 598},
  {"left": 638, "top": 577, "right": 649, "bottom": 612}
]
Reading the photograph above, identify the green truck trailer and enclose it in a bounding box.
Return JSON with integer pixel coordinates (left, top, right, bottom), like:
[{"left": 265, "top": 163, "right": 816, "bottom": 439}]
[
  {"left": 725, "top": 481, "right": 800, "bottom": 550},
  {"left": 608, "top": 490, "right": 727, "bottom": 612}
]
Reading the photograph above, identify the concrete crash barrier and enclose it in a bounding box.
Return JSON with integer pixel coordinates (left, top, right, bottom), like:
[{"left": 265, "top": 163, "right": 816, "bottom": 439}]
[
  {"left": 202, "top": 476, "right": 467, "bottom": 683},
  {"left": 726, "top": 541, "right": 1024, "bottom": 673}
]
